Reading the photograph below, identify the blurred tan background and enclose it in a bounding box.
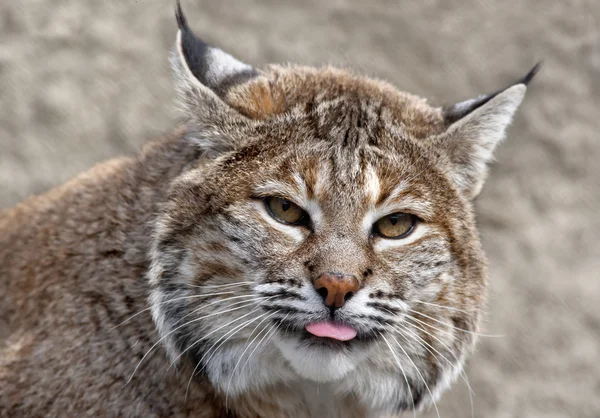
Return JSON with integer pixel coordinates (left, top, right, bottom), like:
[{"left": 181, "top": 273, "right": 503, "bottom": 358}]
[{"left": 1, "top": 1, "right": 598, "bottom": 417}]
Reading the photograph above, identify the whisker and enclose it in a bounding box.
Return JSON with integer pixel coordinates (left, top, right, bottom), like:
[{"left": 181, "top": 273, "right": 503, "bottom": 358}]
[
  {"left": 184, "top": 281, "right": 255, "bottom": 289},
  {"left": 239, "top": 313, "right": 287, "bottom": 376},
  {"left": 190, "top": 310, "right": 271, "bottom": 374},
  {"left": 170, "top": 297, "right": 275, "bottom": 370},
  {"left": 257, "top": 315, "right": 285, "bottom": 357},
  {"left": 375, "top": 305, "right": 404, "bottom": 318},
  {"left": 413, "top": 300, "right": 476, "bottom": 317},
  {"left": 379, "top": 332, "right": 417, "bottom": 418},
  {"left": 387, "top": 333, "right": 441, "bottom": 418},
  {"left": 110, "top": 290, "right": 251, "bottom": 330},
  {"left": 393, "top": 323, "right": 474, "bottom": 418},
  {"left": 125, "top": 298, "right": 266, "bottom": 385},
  {"left": 171, "top": 295, "right": 266, "bottom": 327},
  {"left": 223, "top": 310, "right": 281, "bottom": 399},
  {"left": 366, "top": 301, "right": 402, "bottom": 315},
  {"left": 405, "top": 315, "right": 462, "bottom": 342},
  {"left": 225, "top": 313, "right": 289, "bottom": 410},
  {"left": 394, "top": 323, "right": 475, "bottom": 396},
  {"left": 402, "top": 319, "right": 471, "bottom": 381},
  {"left": 402, "top": 317, "right": 477, "bottom": 418},
  {"left": 407, "top": 309, "right": 503, "bottom": 338},
  {"left": 184, "top": 310, "right": 271, "bottom": 400}
]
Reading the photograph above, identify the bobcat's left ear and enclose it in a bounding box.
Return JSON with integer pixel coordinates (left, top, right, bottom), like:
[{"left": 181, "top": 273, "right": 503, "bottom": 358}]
[
  {"left": 433, "top": 63, "right": 540, "bottom": 199},
  {"left": 171, "top": 1, "right": 263, "bottom": 155}
]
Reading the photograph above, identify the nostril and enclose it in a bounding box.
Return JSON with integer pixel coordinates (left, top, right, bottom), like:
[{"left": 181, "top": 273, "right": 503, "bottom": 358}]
[
  {"left": 317, "top": 287, "right": 328, "bottom": 300},
  {"left": 313, "top": 273, "right": 360, "bottom": 308}
]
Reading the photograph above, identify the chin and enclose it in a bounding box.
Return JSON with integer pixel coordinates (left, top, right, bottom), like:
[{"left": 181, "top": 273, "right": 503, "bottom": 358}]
[{"left": 275, "top": 332, "right": 369, "bottom": 382}]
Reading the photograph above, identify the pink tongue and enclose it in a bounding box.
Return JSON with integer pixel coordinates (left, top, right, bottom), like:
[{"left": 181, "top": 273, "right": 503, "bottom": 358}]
[{"left": 305, "top": 321, "right": 357, "bottom": 341}]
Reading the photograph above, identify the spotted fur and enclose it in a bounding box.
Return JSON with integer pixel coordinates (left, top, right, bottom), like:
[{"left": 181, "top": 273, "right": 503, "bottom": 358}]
[{"left": 0, "top": 3, "right": 536, "bottom": 417}]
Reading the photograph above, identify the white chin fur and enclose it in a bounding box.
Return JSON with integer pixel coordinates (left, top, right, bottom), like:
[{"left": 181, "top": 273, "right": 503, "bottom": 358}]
[{"left": 275, "top": 336, "right": 362, "bottom": 382}]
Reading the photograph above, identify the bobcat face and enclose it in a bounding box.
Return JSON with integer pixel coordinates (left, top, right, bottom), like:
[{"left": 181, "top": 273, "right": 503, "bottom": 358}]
[{"left": 148, "top": 3, "right": 537, "bottom": 414}]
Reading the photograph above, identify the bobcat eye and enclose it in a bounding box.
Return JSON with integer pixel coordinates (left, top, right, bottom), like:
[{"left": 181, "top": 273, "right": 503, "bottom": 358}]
[
  {"left": 373, "top": 213, "right": 417, "bottom": 239},
  {"left": 265, "top": 197, "right": 308, "bottom": 226}
]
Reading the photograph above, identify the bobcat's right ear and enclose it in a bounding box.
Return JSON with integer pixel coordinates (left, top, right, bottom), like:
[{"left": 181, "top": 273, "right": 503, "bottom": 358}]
[
  {"left": 431, "top": 64, "right": 540, "bottom": 199},
  {"left": 174, "top": 1, "right": 258, "bottom": 97},
  {"left": 171, "top": 1, "right": 259, "bottom": 154}
]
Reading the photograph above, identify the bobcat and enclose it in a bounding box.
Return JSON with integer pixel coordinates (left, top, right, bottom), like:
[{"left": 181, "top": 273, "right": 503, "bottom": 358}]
[{"left": 0, "top": 2, "right": 538, "bottom": 417}]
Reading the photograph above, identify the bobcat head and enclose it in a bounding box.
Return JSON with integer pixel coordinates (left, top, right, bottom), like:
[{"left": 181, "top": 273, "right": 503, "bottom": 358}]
[{"left": 148, "top": 2, "right": 537, "bottom": 414}]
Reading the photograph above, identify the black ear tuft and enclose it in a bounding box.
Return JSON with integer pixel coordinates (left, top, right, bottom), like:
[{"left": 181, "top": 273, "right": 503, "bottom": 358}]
[
  {"left": 516, "top": 61, "right": 542, "bottom": 86},
  {"left": 174, "top": 1, "right": 213, "bottom": 88},
  {"left": 173, "top": 0, "right": 257, "bottom": 95},
  {"left": 175, "top": 0, "right": 187, "bottom": 31},
  {"left": 443, "top": 63, "right": 540, "bottom": 125}
]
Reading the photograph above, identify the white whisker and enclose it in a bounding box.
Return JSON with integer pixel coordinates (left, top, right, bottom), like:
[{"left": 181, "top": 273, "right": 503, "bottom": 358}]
[
  {"left": 395, "top": 323, "right": 475, "bottom": 395},
  {"left": 224, "top": 309, "right": 281, "bottom": 396},
  {"left": 184, "top": 281, "right": 254, "bottom": 289},
  {"left": 379, "top": 332, "right": 416, "bottom": 418},
  {"left": 387, "top": 332, "right": 441, "bottom": 418},
  {"left": 225, "top": 313, "right": 288, "bottom": 410},
  {"left": 170, "top": 297, "right": 275, "bottom": 370},
  {"left": 184, "top": 310, "right": 271, "bottom": 400},
  {"left": 171, "top": 295, "right": 265, "bottom": 327},
  {"left": 111, "top": 290, "right": 250, "bottom": 330},
  {"left": 393, "top": 323, "right": 474, "bottom": 418},
  {"left": 413, "top": 300, "right": 476, "bottom": 317},
  {"left": 225, "top": 311, "right": 279, "bottom": 398},
  {"left": 403, "top": 318, "right": 478, "bottom": 418},
  {"left": 407, "top": 309, "right": 503, "bottom": 338},
  {"left": 125, "top": 298, "right": 266, "bottom": 385},
  {"left": 403, "top": 319, "right": 472, "bottom": 381}
]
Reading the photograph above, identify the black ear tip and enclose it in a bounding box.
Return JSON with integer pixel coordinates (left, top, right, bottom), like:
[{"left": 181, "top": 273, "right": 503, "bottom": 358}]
[
  {"left": 175, "top": 0, "right": 187, "bottom": 30},
  {"left": 519, "top": 61, "right": 542, "bottom": 86}
]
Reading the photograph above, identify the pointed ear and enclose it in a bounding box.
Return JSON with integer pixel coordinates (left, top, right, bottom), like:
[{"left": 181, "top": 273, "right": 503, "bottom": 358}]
[
  {"left": 174, "top": 1, "right": 258, "bottom": 96},
  {"left": 432, "top": 64, "right": 540, "bottom": 199},
  {"left": 171, "top": 1, "right": 258, "bottom": 155}
]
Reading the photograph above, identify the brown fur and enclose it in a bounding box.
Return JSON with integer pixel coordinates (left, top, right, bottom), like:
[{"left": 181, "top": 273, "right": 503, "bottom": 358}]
[
  {"left": 0, "top": 6, "right": 534, "bottom": 417},
  {"left": 0, "top": 132, "right": 229, "bottom": 417}
]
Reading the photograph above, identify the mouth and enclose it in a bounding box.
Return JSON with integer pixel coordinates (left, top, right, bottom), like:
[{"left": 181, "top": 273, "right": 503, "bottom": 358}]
[
  {"left": 305, "top": 321, "right": 357, "bottom": 341},
  {"left": 300, "top": 320, "right": 379, "bottom": 348},
  {"left": 271, "top": 314, "right": 383, "bottom": 347}
]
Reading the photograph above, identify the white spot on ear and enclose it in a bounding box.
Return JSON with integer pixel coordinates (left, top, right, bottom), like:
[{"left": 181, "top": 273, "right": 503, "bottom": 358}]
[
  {"left": 450, "top": 94, "right": 486, "bottom": 115},
  {"left": 205, "top": 48, "right": 253, "bottom": 86},
  {"left": 440, "top": 84, "right": 527, "bottom": 198},
  {"left": 447, "top": 84, "right": 526, "bottom": 162},
  {"left": 175, "top": 29, "right": 252, "bottom": 90}
]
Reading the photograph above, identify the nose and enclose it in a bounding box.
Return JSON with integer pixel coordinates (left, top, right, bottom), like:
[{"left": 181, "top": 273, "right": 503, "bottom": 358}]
[{"left": 313, "top": 273, "right": 360, "bottom": 309}]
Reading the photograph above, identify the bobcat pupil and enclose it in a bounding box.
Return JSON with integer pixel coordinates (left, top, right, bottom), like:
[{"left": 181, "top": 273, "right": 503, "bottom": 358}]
[
  {"left": 281, "top": 200, "right": 290, "bottom": 211},
  {"left": 389, "top": 215, "right": 398, "bottom": 225}
]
